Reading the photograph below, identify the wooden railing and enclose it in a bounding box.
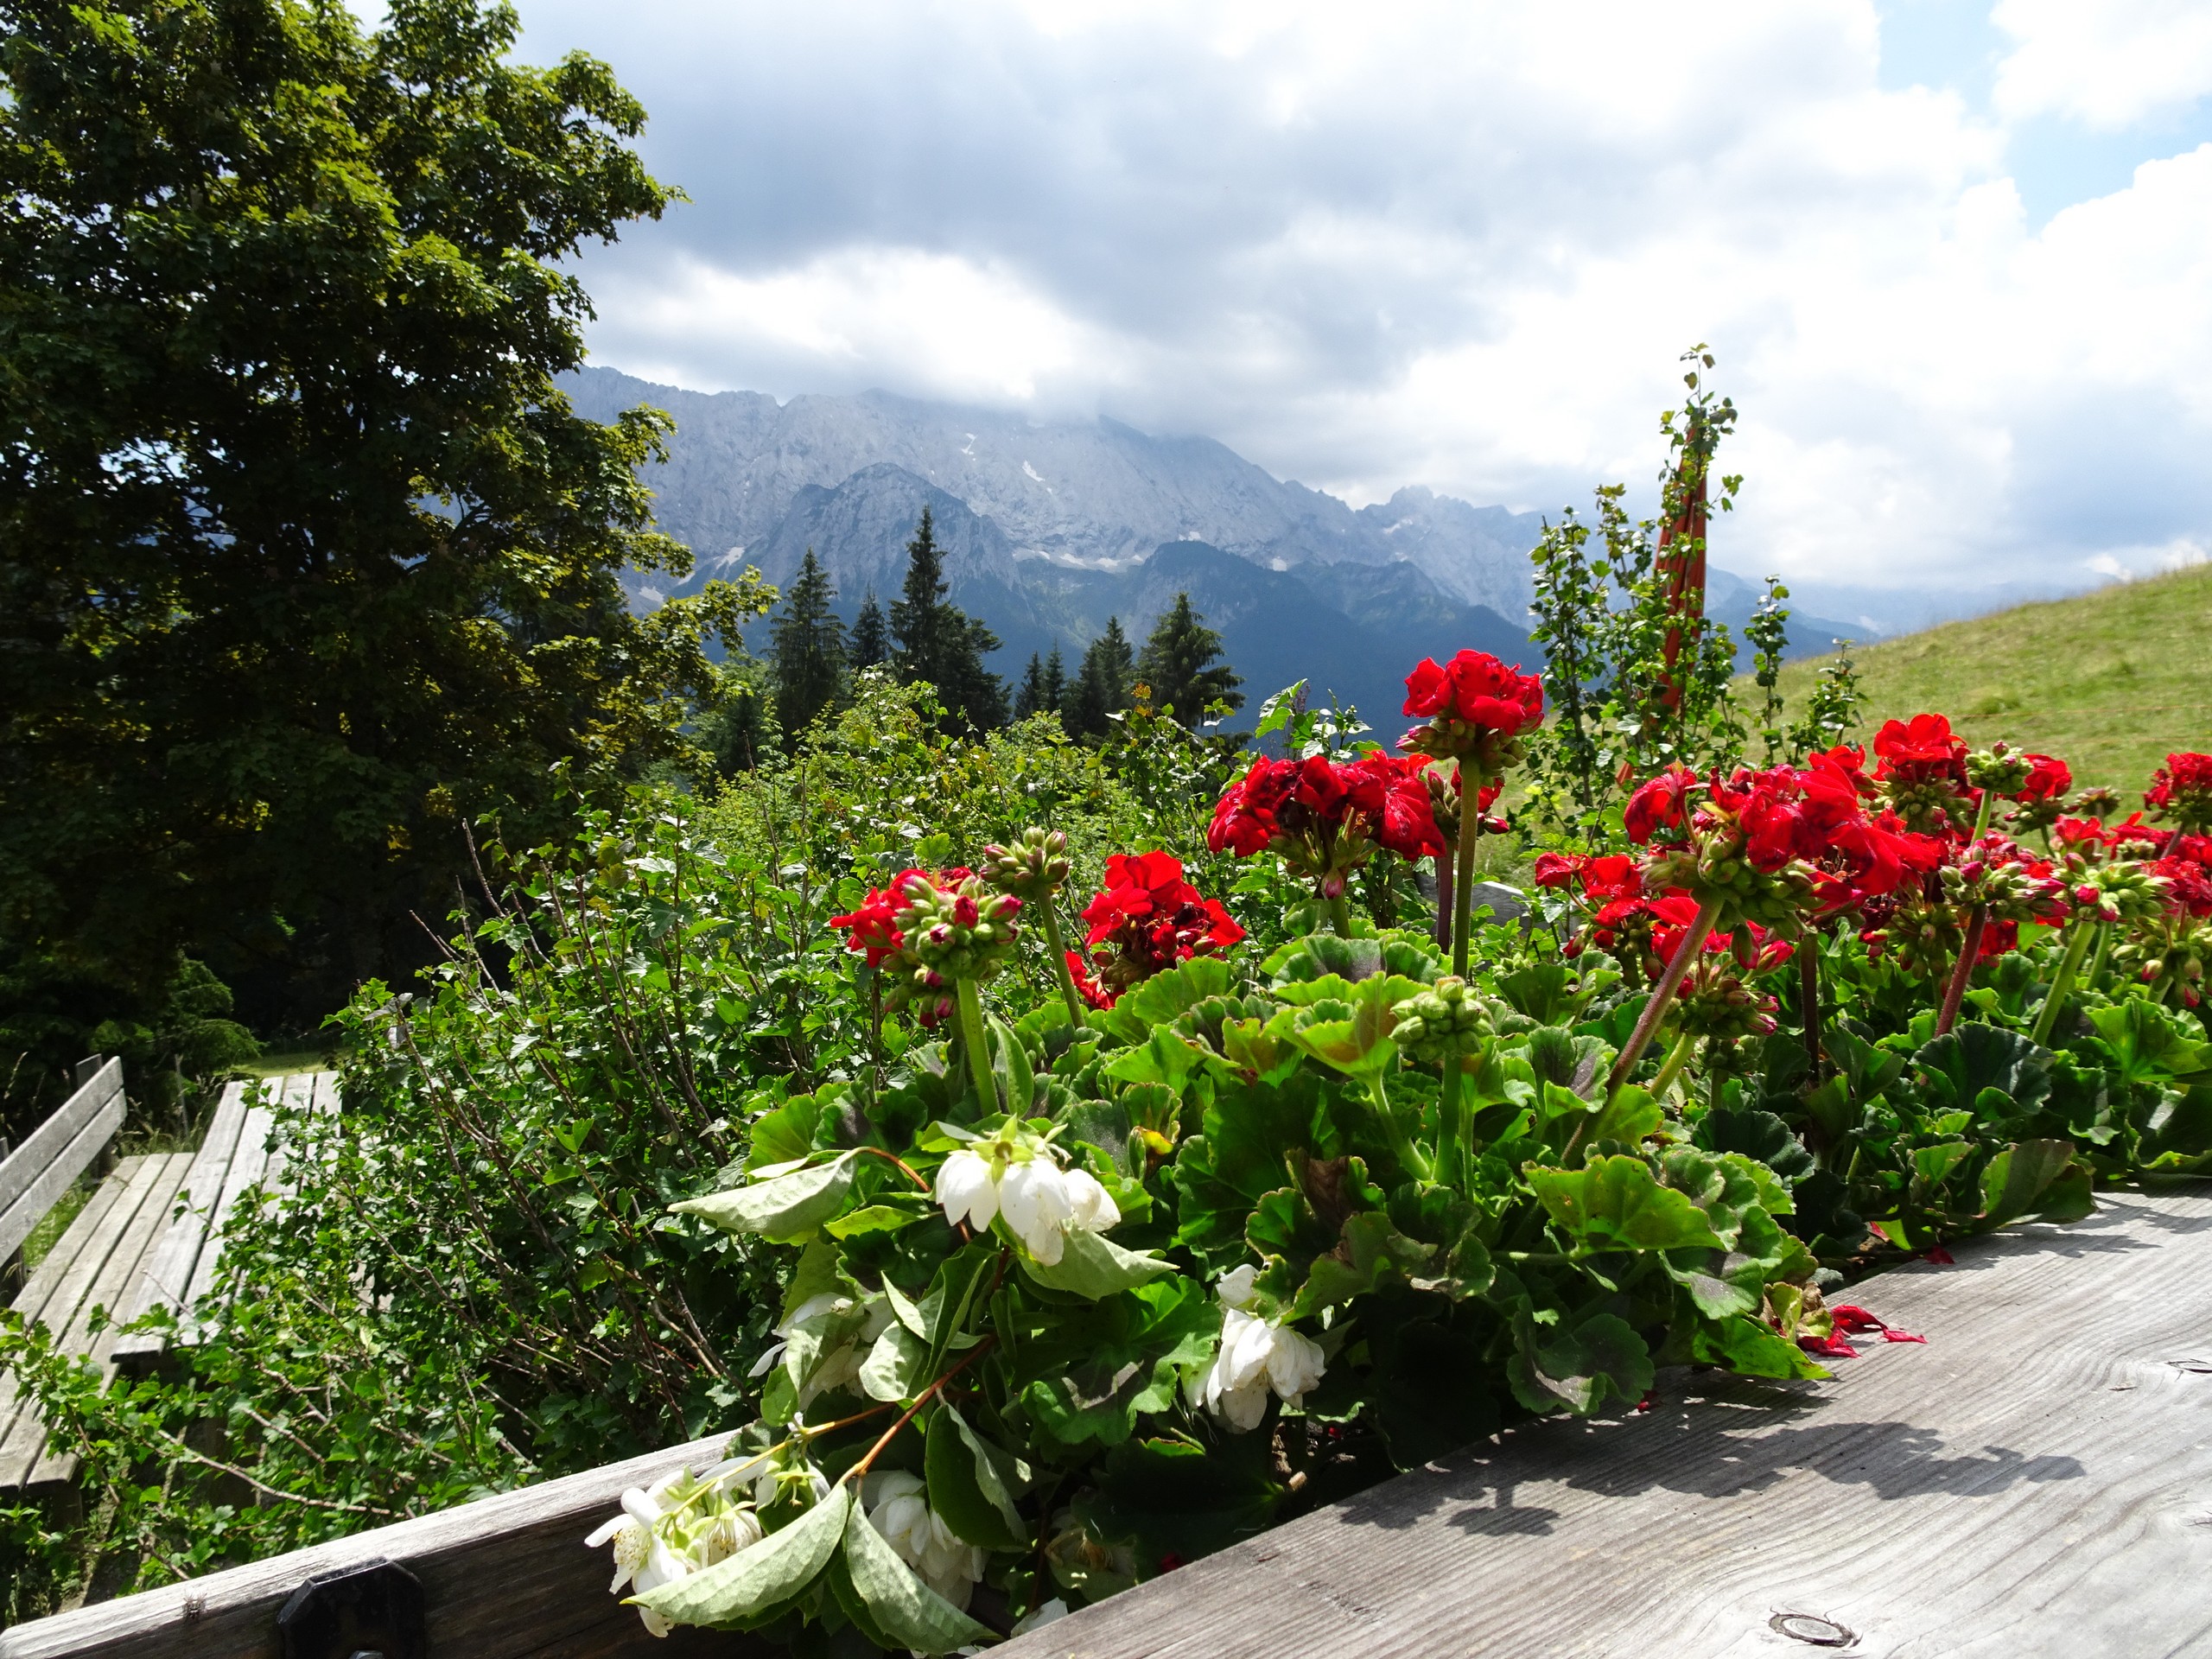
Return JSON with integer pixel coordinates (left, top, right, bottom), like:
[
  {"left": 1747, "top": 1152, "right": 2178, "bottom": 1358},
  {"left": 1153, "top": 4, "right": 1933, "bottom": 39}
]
[
  {"left": 0, "top": 1061, "right": 124, "bottom": 1285},
  {"left": 3, "top": 1187, "right": 2209, "bottom": 1657}
]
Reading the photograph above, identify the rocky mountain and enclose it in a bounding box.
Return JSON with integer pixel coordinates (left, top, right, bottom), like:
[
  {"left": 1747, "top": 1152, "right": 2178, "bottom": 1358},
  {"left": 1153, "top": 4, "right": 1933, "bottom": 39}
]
[{"left": 564, "top": 366, "right": 1874, "bottom": 724}]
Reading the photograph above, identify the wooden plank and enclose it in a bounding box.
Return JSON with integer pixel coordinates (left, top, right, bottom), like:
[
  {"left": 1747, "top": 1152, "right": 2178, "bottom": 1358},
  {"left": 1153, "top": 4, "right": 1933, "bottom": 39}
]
[
  {"left": 0, "top": 1061, "right": 121, "bottom": 1220},
  {"left": 172, "top": 1090, "right": 278, "bottom": 1344},
  {"left": 0, "top": 1157, "right": 170, "bottom": 1488},
  {"left": 109, "top": 1085, "right": 253, "bottom": 1372},
  {"left": 0, "top": 1176, "right": 136, "bottom": 1476},
  {"left": 26, "top": 1154, "right": 198, "bottom": 1489},
  {"left": 0, "top": 1062, "right": 125, "bottom": 1263},
  {"left": 260, "top": 1071, "right": 338, "bottom": 1200},
  {"left": 995, "top": 1188, "right": 2212, "bottom": 1659},
  {"left": 0, "top": 1428, "right": 775, "bottom": 1659}
]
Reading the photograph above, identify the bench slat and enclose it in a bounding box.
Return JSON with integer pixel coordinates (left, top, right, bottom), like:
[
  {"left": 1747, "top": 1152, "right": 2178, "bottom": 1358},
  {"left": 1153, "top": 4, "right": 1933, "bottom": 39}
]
[
  {"left": 110, "top": 1084, "right": 253, "bottom": 1370},
  {"left": 0, "top": 1174, "right": 137, "bottom": 1472},
  {"left": 172, "top": 1091, "right": 278, "bottom": 1344},
  {"left": 23, "top": 1154, "right": 197, "bottom": 1490},
  {"left": 0, "top": 1065, "right": 125, "bottom": 1265}
]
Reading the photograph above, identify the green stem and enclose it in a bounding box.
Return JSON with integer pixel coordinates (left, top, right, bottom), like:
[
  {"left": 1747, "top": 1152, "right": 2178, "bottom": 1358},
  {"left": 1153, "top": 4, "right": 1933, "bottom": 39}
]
[
  {"left": 1649, "top": 1028, "right": 1699, "bottom": 1102},
  {"left": 2030, "top": 921, "right": 2096, "bottom": 1044},
  {"left": 954, "top": 978, "right": 997, "bottom": 1111},
  {"left": 1797, "top": 930, "right": 1823, "bottom": 1080},
  {"left": 1437, "top": 1057, "right": 1465, "bottom": 1189},
  {"left": 2085, "top": 920, "right": 2113, "bottom": 989},
  {"left": 1039, "top": 904, "right": 1087, "bottom": 1027},
  {"left": 1367, "top": 1072, "right": 1432, "bottom": 1181},
  {"left": 1433, "top": 837, "right": 1456, "bottom": 954},
  {"left": 1451, "top": 804, "right": 1481, "bottom": 976},
  {"left": 1969, "top": 787, "right": 1994, "bottom": 842},
  {"left": 1326, "top": 892, "right": 1353, "bottom": 937},
  {"left": 1605, "top": 891, "right": 1725, "bottom": 1095}
]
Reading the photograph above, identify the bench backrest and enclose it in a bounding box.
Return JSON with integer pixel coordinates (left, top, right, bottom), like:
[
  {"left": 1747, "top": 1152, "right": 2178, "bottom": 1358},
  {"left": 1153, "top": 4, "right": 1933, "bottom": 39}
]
[{"left": 0, "top": 1058, "right": 124, "bottom": 1265}]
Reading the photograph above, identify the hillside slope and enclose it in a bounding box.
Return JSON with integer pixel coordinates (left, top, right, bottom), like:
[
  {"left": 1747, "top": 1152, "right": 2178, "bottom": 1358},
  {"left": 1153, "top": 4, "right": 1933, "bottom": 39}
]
[{"left": 1765, "top": 563, "right": 2212, "bottom": 792}]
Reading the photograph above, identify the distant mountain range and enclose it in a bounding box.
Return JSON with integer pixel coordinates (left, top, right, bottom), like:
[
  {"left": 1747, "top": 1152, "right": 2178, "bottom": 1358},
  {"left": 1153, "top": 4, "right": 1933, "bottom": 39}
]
[{"left": 563, "top": 367, "right": 1891, "bottom": 728}]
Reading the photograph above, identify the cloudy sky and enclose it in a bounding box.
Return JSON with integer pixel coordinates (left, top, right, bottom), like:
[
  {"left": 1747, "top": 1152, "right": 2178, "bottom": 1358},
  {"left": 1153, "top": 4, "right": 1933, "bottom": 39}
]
[{"left": 504, "top": 0, "right": 2212, "bottom": 596}]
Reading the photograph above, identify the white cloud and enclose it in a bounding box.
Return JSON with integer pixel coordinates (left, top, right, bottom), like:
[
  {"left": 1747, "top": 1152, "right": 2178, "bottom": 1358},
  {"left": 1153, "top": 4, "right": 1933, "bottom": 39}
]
[
  {"left": 1993, "top": 0, "right": 2212, "bottom": 129},
  {"left": 511, "top": 0, "right": 2212, "bottom": 593}
]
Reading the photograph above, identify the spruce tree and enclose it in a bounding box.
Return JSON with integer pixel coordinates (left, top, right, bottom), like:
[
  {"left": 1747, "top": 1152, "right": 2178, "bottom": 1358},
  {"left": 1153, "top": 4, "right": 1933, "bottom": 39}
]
[
  {"left": 1065, "top": 617, "right": 1135, "bottom": 739},
  {"left": 1042, "top": 643, "right": 1067, "bottom": 715},
  {"left": 769, "top": 549, "right": 847, "bottom": 739},
  {"left": 1014, "top": 652, "right": 1047, "bottom": 719},
  {"left": 890, "top": 505, "right": 950, "bottom": 686},
  {"left": 850, "top": 588, "right": 888, "bottom": 671},
  {"left": 941, "top": 616, "right": 1010, "bottom": 732},
  {"left": 1136, "top": 592, "right": 1244, "bottom": 726}
]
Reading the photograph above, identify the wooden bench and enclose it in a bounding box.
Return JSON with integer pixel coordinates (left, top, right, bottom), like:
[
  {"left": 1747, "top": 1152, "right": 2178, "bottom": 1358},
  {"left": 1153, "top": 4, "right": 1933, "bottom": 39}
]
[
  {"left": 0, "top": 1185, "right": 2206, "bottom": 1657},
  {"left": 0, "top": 1070, "right": 335, "bottom": 1495}
]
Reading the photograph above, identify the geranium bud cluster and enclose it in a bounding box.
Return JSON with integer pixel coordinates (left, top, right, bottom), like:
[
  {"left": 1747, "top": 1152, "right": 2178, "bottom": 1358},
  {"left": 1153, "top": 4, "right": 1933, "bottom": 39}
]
[
  {"left": 1189, "top": 1265, "right": 1326, "bottom": 1433},
  {"left": 1389, "top": 976, "right": 1494, "bottom": 1063},
  {"left": 2068, "top": 861, "right": 2171, "bottom": 927},
  {"left": 1396, "top": 649, "right": 1545, "bottom": 781},
  {"left": 2122, "top": 924, "right": 2212, "bottom": 1008},
  {"left": 1937, "top": 837, "right": 2066, "bottom": 926},
  {"left": 1673, "top": 968, "right": 1778, "bottom": 1040},
  {"left": 830, "top": 868, "right": 1021, "bottom": 1014},
  {"left": 935, "top": 1120, "right": 1121, "bottom": 1265},
  {"left": 982, "top": 826, "right": 1072, "bottom": 902},
  {"left": 1964, "top": 741, "right": 2032, "bottom": 798},
  {"left": 2146, "top": 751, "right": 2212, "bottom": 835},
  {"left": 587, "top": 1464, "right": 770, "bottom": 1637},
  {"left": 1627, "top": 765, "right": 1826, "bottom": 933}
]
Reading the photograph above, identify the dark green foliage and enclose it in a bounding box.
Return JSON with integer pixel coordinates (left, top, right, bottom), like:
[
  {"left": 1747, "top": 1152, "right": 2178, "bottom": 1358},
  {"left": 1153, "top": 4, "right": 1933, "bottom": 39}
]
[
  {"left": 1014, "top": 653, "right": 1049, "bottom": 720},
  {"left": 850, "top": 589, "right": 889, "bottom": 671},
  {"left": 0, "top": 0, "right": 771, "bottom": 1027},
  {"left": 1136, "top": 593, "right": 1244, "bottom": 726},
  {"left": 1065, "top": 618, "right": 1135, "bottom": 740},
  {"left": 889, "top": 509, "right": 1007, "bottom": 734},
  {"left": 770, "top": 550, "right": 849, "bottom": 740}
]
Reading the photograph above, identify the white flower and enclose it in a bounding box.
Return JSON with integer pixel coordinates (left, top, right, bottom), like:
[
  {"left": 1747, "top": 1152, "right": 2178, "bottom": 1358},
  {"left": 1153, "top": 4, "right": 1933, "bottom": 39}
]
[
  {"left": 997, "top": 1159, "right": 1077, "bottom": 1262},
  {"left": 1063, "top": 1166, "right": 1121, "bottom": 1233},
  {"left": 936, "top": 1148, "right": 999, "bottom": 1230},
  {"left": 1215, "top": 1262, "right": 1259, "bottom": 1309},
  {"left": 586, "top": 1467, "right": 770, "bottom": 1639},
  {"left": 1191, "top": 1277, "right": 1326, "bottom": 1432},
  {"left": 753, "top": 1291, "right": 894, "bottom": 1406},
  {"left": 863, "top": 1471, "right": 989, "bottom": 1608},
  {"left": 1014, "top": 1598, "right": 1071, "bottom": 1635}
]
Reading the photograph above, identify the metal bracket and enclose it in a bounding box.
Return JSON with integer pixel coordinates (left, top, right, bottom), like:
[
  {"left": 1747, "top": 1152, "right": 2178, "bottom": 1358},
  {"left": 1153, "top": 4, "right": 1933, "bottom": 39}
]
[{"left": 276, "top": 1558, "right": 427, "bottom": 1659}]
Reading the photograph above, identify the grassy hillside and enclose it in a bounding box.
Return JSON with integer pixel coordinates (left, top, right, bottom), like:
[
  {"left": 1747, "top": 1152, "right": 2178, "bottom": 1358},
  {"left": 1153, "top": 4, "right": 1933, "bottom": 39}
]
[{"left": 1761, "top": 563, "right": 2212, "bottom": 793}]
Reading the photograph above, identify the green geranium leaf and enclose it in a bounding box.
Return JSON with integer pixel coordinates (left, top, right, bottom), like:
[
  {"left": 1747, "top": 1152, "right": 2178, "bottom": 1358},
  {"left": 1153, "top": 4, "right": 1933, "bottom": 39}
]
[
  {"left": 1263, "top": 932, "right": 1440, "bottom": 988},
  {"left": 1914, "top": 1023, "right": 2052, "bottom": 1115},
  {"left": 2087, "top": 1000, "right": 2212, "bottom": 1085},
  {"left": 840, "top": 1485, "right": 995, "bottom": 1654},
  {"left": 1096, "top": 957, "right": 1235, "bottom": 1045},
  {"left": 1696, "top": 1109, "right": 1816, "bottom": 1183},
  {"left": 747, "top": 1090, "right": 825, "bottom": 1173},
  {"left": 1014, "top": 1280, "right": 1217, "bottom": 1446},
  {"left": 1018, "top": 1226, "right": 1173, "bottom": 1299},
  {"left": 633, "top": 1485, "right": 851, "bottom": 1630},
  {"left": 1911, "top": 1141, "right": 1975, "bottom": 1193},
  {"left": 826, "top": 1201, "right": 929, "bottom": 1240},
  {"left": 1980, "top": 1139, "right": 2094, "bottom": 1226},
  {"left": 1691, "top": 1313, "right": 1830, "bottom": 1380},
  {"left": 672, "top": 1152, "right": 858, "bottom": 1243},
  {"left": 925, "top": 1403, "right": 1028, "bottom": 1549},
  {"left": 1103, "top": 1028, "right": 1206, "bottom": 1091},
  {"left": 1507, "top": 1307, "right": 1653, "bottom": 1416},
  {"left": 1583, "top": 1084, "right": 1662, "bottom": 1147},
  {"left": 1527, "top": 1154, "right": 1727, "bottom": 1251}
]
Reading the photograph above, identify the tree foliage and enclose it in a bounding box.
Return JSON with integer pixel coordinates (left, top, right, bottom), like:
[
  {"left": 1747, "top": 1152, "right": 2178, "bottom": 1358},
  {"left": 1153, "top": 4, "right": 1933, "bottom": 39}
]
[
  {"left": 1137, "top": 592, "right": 1244, "bottom": 726},
  {"left": 771, "top": 550, "right": 849, "bottom": 741},
  {"left": 0, "top": 0, "right": 768, "bottom": 1025},
  {"left": 890, "top": 509, "right": 1007, "bottom": 734}
]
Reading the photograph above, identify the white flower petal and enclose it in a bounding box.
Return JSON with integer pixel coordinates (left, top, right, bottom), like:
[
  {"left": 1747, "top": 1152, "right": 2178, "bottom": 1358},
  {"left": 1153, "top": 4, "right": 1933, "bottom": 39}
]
[
  {"left": 1062, "top": 1167, "right": 1120, "bottom": 1232},
  {"left": 1216, "top": 1263, "right": 1259, "bottom": 1309},
  {"left": 935, "top": 1149, "right": 1000, "bottom": 1230}
]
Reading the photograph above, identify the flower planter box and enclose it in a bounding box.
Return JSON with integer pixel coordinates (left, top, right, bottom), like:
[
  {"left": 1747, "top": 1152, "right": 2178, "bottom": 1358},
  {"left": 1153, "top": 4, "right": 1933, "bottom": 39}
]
[{"left": 5, "top": 1188, "right": 2207, "bottom": 1658}]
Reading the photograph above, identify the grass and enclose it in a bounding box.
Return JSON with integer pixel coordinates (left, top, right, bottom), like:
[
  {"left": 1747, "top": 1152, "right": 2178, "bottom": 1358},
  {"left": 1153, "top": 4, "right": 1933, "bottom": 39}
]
[
  {"left": 238, "top": 1045, "right": 344, "bottom": 1078},
  {"left": 1759, "top": 563, "right": 2212, "bottom": 792}
]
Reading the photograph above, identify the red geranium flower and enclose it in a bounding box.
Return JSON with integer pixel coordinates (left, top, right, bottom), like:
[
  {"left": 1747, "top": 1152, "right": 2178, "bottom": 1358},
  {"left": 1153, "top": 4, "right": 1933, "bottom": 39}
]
[
  {"left": 1624, "top": 764, "right": 1700, "bottom": 843},
  {"left": 830, "top": 887, "right": 906, "bottom": 968},
  {"left": 1207, "top": 752, "right": 1444, "bottom": 895},
  {"left": 1399, "top": 650, "right": 1544, "bottom": 773},
  {"left": 1072, "top": 851, "right": 1245, "bottom": 1001},
  {"left": 1872, "top": 714, "right": 1968, "bottom": 783},
  {"left": 2017, "top": 753, "right": 2071, "bottom": 803},
  {"left": 2147, "top": 752, "right": 2212, "bottom": 833}
]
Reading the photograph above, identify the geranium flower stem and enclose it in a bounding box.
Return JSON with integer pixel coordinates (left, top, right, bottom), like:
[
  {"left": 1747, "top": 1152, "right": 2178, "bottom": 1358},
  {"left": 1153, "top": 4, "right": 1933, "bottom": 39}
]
[
  {"left": 1649, "top": 1028, "right": 1699, "bottom": 1102},
  {"left": 1437, "top": 1058, "right": 1464, "bottom": 1187},
  {"left": 955, "top": 978, "right": 997, "bottom": 1110},
  {"left": 1366, "top": 1073, "right": 1432, "bottom": 1180},
  {"left": 1935, "top": 905, "right": 1986, "bottom": 1036},
  {"left": 1327, "top": 893, "right": 1354, "bottom": 936},
  {"left": 1039, "top": 903, "right": 1087, "bottom": 1027},
  {"left": 2031, "top": 921, "right": 2097, "bottom": 1044},
  {"left": 2086, "top": 921, "right": 2114, "bottom": 988},
  {"left": 1433, "top": 836, "right": 1456, "bottom": 953},
  {"left": 1798, "top": 931, "right": 1823, "bottom": 1078},
  {"left": 1606, "top": 891, "right": 1724, "bottom": 1095},
  {"left": 1452, "top": 811, "right": 1480, "bottom": 976}
]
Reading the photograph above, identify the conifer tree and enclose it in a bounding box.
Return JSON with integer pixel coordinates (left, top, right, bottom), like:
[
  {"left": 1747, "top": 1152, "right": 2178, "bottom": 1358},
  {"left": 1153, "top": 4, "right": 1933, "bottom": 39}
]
[
  {"left": 887, "top": 506, "right": 1006, "bottom": 733},
  {"left": 1014, "top": 652, "right": 1047, "bottom": 719},
  {"left": 1042, "top": 643, "right": 1068, "bottom": 715},
  {"left": 1065, "top": 617, "right": 1135, "bottom": 739},
  {"left": 1136, "top": 592, "right": 1244, "bottom": 726},
  {"left": 769, "top": 549, "right": 847, "bottom": 740},
  {"left": 849, "top": 588, "right": 888, "bottom": 671}
]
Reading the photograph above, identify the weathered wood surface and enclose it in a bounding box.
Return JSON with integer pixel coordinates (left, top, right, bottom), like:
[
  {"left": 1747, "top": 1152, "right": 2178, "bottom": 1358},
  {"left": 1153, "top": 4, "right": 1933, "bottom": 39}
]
[
  {"left": 111, "top": 1071, "right": 335, "bottom": 1371},
  {"left": 5, "top": 1188, "right": 2208, "bottom": 1657},
  {"left": 0, "top": 1427, "right": 766, "bottom": 1659},
  {"left": 1, "top": 1154, "right": 196, "bottom": 1490},
  {"left": 0, "top": 1061, "right": 125, "bottom": 1264},
  {"left": 1001, "top": 1187, "right": 2212, "bottom": 1659}
]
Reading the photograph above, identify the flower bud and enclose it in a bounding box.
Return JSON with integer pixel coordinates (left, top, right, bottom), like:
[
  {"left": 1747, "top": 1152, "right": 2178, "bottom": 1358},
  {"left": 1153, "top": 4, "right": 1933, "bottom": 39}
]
[
  {"left": 1390, "top": 976, "right": 1495, "bottom": 1063},
  {"left": 982, "top": 827, "right": 1073, "bottom": 901}
]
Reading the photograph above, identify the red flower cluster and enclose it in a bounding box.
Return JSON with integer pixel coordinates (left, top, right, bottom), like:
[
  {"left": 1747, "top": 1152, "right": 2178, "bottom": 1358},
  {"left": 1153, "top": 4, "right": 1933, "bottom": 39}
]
[
  {"left": 1398, "top": 650, "right": 1544, "bottom": 775},
  {"left": 1872, "top": 714, "right": 1968, "bottom": 785},
  {"left": 2146, "top": 752, "right": 2212, "bottom": 834},
  {"left": 1208, "top": 752, "right": 1445, "bottom": 896},
  {"left": 830, "top": 867, "right": 1021, "bottom": 1015},
  {"left": 1068, "top": 852, "right": 1245, "bottom": 1006},
  {"left": 2016, "top": 754, "right": 2071, "bottom": 803}
]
